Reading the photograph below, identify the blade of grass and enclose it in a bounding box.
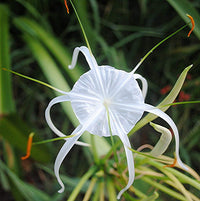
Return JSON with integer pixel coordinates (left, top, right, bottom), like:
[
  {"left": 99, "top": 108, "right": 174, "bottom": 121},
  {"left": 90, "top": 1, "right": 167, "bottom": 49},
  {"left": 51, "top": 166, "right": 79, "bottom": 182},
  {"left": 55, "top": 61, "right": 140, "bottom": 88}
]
[
  {"left": 14, "top": 17, "right": 82, "bottom": 81},
  {"left": 0, "top": 4, "right": 15, "bottom": 114},
  {"left": 0, "top": 160, "right": 51, "bottom": 201}
]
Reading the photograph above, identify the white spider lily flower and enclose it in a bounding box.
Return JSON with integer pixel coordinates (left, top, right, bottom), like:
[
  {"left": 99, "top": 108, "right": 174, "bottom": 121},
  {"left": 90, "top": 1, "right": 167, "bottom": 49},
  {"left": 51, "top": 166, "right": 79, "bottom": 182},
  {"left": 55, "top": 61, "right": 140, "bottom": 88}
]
[{"left": 45, "top": 46, "right": 187, "bottom": 199}]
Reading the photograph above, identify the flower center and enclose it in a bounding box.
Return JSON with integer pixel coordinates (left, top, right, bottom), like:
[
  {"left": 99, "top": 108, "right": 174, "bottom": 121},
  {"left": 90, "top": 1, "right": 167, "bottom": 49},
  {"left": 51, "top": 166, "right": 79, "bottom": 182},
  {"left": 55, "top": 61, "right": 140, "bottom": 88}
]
[{"left": 103, "top": 98, "right": 111, "bottom": 108}]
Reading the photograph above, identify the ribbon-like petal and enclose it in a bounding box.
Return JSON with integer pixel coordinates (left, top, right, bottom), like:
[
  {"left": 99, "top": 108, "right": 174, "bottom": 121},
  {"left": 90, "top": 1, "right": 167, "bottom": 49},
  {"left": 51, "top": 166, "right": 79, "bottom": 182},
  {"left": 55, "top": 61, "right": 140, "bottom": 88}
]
[
  {"left": 109, "top": 109, "right": 135, "bottom": 199},
  {"left": 54, "top": 125, "right": 82, "bottom": 193},
  {"left": 68, "top": 46, "right": 98, "bottom": 70},
  {"left": 112, "top": 102, "right": 188, "bottom": 170},
  {"left": 45, "top": 95, "right": 71, "bottom": 138},
  {"left": 134, "top": 73, "right": 148, "bottom": 99}
]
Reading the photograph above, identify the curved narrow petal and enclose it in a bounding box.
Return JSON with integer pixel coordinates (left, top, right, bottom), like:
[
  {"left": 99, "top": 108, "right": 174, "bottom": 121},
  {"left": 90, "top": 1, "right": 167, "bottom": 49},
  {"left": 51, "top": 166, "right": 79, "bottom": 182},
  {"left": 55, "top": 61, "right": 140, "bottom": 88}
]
[
  {"left": 134, "top": 73, "right": 148, "bottom": 99},
  {"left": 45, "top": 94, "right": 90, "bottom": 147},
  {"left": 113, "top": 102, "right": 188, "bottom": 170},
  {"left": 108, "top": 110, "right": 135, "bottom": 199},
  {"left": 68, "top": 46, "right": 98, "bottom": 70},
  {"left": 117, "top": 134, "right": 135, "bottom": 199},
  {"left": 54, "top": 108, "right": 104, "bottom": 193},
  {"left": 142, "top": 103, "right": 188, "bottom": 170},
  {"left": 45, "top": 95, "right": 71, "bottom": 138},
  {"left": 54, "top": 125, "right": 82, "bottom": 193}
]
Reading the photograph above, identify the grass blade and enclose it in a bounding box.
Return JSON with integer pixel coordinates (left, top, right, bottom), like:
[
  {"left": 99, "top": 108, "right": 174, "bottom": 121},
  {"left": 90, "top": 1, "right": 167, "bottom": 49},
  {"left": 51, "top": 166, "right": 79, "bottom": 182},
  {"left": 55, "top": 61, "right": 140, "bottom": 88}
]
[{"left": 0, "top": 4, "right": 15, "bottom": 114}]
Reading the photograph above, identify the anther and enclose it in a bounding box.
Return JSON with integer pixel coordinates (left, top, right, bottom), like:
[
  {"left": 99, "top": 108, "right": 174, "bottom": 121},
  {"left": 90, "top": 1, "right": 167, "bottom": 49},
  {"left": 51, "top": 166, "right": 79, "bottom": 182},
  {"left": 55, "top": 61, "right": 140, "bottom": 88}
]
[
  {"left": 164, "top": 157, "right": 177, "bottom": 168},
  {"left": 64, "top": 0, "right": 69, "bottom": 14},
  {"left": 21, "top": 133, "right": 34, "bottom": 160},
  {"left": 187, "top": 14, "right": 195, "bottom": 37}
]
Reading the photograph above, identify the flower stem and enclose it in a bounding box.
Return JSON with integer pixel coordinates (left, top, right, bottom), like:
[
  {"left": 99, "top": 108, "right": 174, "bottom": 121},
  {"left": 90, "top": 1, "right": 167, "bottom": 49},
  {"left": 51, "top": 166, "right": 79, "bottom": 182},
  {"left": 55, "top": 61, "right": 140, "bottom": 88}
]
[
  {"left": 142, "top": 177, "right": 187, "bottom": 201},
  {"left": 83, "top": 177, "right": 98, "bottom": 201},
  {"left": 91, "top": 135, "right": 100, "bottom": 164},
  {"left": 148, "top": 159, "right": 200, "bottom": 190},
  {"left": 67, "top": 166, "right": 97, "bottom": 201}
]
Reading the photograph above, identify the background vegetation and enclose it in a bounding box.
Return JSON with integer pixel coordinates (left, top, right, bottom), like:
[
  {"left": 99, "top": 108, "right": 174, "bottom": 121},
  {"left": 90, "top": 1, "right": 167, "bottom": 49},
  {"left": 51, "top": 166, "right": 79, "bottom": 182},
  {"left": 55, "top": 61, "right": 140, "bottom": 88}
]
[{"left": 0, "top": 0, "right": 200, "bottom": 200}]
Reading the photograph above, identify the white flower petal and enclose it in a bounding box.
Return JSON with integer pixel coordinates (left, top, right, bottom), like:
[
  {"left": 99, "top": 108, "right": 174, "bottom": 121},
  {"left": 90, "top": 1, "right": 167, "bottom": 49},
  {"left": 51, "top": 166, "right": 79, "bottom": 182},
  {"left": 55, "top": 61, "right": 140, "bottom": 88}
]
[
  {"left": 117, "top": 134, "right": 134, "bottom": 200},
  {"left": 54, "top": 125, "right": 82, "bottom": 193},
  {"left": 55, "top": 107, "right": 105, "bottom": 193},
  {"left": 143, "top": 104, "right": 188, "bottom": 170},
  {"left": 113, "top": 102, "right": 188, "bottom": 170},
  {"left": 134, "top": 73, "right": 148, "bottom": 99},
  {"left": 45, "top": 95, "right": 71, "bottom": 138},
  {"left": 108, "top": 110, "right": 135, "bottom": 199},
  {"left": 68, "top": 46, "right": 98, "bottom": 69}
]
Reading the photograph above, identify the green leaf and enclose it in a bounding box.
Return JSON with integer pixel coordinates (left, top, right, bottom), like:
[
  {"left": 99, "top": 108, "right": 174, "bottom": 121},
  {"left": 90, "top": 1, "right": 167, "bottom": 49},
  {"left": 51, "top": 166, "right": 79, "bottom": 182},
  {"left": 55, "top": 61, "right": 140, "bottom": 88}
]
[
  {"left": 167, "top": 0, "right": 200, "bottom": 39},
  {"left": 0, "top": 160, "right": 50, "bottom": 201},
  {"left": 14, "top": 17, "right": 82, "bottom": 81},
  {"left": 0, "top": 4, "right": 15, "bottom": 114}
]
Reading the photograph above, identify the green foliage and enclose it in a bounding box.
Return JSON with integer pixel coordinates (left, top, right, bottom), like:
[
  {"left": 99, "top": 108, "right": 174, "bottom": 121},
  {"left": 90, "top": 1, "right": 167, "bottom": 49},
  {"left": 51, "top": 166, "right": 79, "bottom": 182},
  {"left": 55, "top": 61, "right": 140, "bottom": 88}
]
[{"left": 0, "top": 5, "right": 15, "bottom": 114}]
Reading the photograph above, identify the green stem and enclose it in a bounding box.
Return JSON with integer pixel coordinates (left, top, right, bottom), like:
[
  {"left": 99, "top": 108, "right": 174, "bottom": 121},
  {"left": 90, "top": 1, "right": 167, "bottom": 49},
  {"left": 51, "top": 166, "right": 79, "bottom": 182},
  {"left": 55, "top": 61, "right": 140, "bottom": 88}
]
[
  {"left": 148, "top": 159, "right": 200, "bottom": 190},
  {"left": 92, "top": 182, "right": 101, "bottom": 201},
  {"left": 67, "top": 166, "right": 97, "bottom": 201},
  {"left": 107, "top": 178, "right": 117, "bottom": 201},
  {"left": 69, "top": 0, "right": 92, "bottom": 53},
  {"left": 105, "top": 106, "right": 119, "bottom": 165},
  {"left": 83, "top": 177, "right": 98, "bottom": 201},
  {"left": 160, "top": 100, "right": 200, "bottom": 107},
  {"left": 91, "top": 135, "right": 99, "bottom": 164},
  {"left": 99, "top": 179, "right": 105, "bottom": 201},
  {"left": 142, "top": 177, "right": 187, "bottom": 201},
  {"left": 133, "top": 24, "right": 188, "bottom": 73}
]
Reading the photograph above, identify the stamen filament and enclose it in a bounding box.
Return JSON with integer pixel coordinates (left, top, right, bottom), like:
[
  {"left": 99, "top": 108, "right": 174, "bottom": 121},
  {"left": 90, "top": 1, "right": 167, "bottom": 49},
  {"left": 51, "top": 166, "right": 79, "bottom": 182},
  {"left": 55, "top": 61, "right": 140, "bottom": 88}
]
[
  {"left": 32, "top": 134, "right": 77, "bottom": 145},
  {"left": 21, "top": 133, "right": 34, "bottom": 160},
  {"left": 164, "top": 157, "right": 177, "bottom": 168},
  {"left": 187, "top": 14, "right": 195, "bottom": 37},
  {"left": 64, "top": 0, "right": 69, "bottom": 14},
  {"left": 69, "top": 0, "right": 92, "bottom": 53},
  {"left": 131, "top": 23, "right": 188, "bottom": 74},
  {"left": 2, "top": 68, "right": 67, "bottom": 94}
]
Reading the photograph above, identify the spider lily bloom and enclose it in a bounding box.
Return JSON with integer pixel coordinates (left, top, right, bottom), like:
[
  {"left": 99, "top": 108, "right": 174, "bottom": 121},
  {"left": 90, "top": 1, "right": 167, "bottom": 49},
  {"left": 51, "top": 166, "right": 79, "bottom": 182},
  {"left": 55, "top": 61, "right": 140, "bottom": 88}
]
[{"left": 45, "top": 46, "right": 187, "bottom": 199}]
